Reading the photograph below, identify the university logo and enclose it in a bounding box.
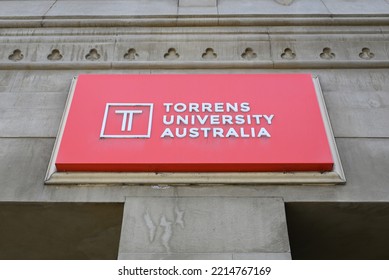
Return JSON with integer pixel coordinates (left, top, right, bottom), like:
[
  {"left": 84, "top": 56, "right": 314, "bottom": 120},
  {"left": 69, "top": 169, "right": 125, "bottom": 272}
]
[{"left": 100, "top": 103, "right": 153, "bottom": 138}]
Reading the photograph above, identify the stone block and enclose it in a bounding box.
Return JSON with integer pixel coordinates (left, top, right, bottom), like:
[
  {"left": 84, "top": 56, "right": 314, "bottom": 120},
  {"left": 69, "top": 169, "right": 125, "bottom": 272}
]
[
  {"left": 218, "top": 0, "right": 329, "bottom": 15},
  {"left": 0, "top": 107, "right": 63, "bottom": 137},
  {"left": 322, "top": 0, "right": 389, "bottom": 14},
  {"left": 0, "top": 71, "right": 16, "bottom": 92},
  {"left": 334, "top": 138, "right": 389, "bottom": 200},
  {"left": 318, "top": 70, "right": 389, "bottom": 138},
  {"left": 45, "top": 0, "right": 177, "bottom": 16},
  {"left": 317, "top": 69, "right": 389, "bottom": 93},
  {"left": 12, "top": 71, "right": 75, "bottom": 93},
  {"left": 179, "top": 0, "right": 217, "bottom": 7},
  {"left": 233, "top": 253, "right": 291, "bottom": 260},
  {"left": 118, "top": 197, "right": 290, "bottom": 259},
  {"left": 0, "top": 138, "right": 54, "bottom": 201},
  {"left": 178, "top": 6, "right": 218, "bottom": 15},
  {"left": 0, "top": 1, "right": 54, "bottom": 17},
  {"left": 324, "top": 90, "right": 389, "bottom": 138},
  {"left": 0, "top": 91, "right": 66, "bottom": 137},
  {"left": 118, "top": 253, "right": 232, "bottom": 260},
  {"left": 0, "top": 92, "right": 67, "bottom": 109},
  {"left": 1, "top": 73, "right": 73, "bottom": 139}
]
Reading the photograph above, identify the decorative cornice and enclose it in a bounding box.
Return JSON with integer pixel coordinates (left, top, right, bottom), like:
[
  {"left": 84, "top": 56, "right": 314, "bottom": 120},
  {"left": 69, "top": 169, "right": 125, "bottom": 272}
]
[
  {"left": 1, "top": 61, "right": 389, "bottom": 71},
  {"left": 0, "top": 16, "right": 388, "bottom": 70}
]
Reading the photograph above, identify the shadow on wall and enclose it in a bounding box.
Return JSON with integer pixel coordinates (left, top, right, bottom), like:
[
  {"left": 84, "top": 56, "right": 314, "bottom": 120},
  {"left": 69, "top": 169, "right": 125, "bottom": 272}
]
[
  {"left": 286, "top": 202, "right": 389, "bottom": 260},
  {"left": 0, "top": 202, "right": 124, "bottom": 260}
]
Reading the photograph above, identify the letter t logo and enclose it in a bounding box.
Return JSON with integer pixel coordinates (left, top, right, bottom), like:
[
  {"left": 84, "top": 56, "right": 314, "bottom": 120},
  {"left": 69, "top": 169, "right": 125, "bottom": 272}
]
[
  {"left": 100, "top": 103, "right": 154, "bottom": 138},
  {"left": 115, "top": 110, "right": 142, "bottom": 131}
]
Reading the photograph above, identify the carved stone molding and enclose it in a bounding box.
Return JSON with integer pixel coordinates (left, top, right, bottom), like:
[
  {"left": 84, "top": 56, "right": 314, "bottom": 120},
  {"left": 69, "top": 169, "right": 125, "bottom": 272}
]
[{"left": 0, "top": 21, "right": 388, "bottom": 70}]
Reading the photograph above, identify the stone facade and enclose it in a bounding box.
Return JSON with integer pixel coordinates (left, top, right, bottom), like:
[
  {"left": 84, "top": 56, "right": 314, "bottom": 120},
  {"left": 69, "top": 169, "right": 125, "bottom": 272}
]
[{"left": 1, "top": 0, "right": 389, "bottom": 259}]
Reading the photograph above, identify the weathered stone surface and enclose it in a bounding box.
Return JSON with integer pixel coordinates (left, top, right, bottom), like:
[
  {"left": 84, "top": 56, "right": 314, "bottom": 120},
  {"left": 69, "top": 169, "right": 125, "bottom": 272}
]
[
  {"left": 0, "top": 1, "right": 55, "bottom": 17},
  {"left": 45, "top": 0, "right": 178, "bottom": 16},
  {"left": 118, "top": 197, "right": 290, "bottom": 259},
  {"left": 317, "top": 70, "right": 389, "bottom": 93},
  {"left": 218, "top": 0, "right": 329, "bottom": 15},
  {"left": 324, "top": 90, "right": 389, "bottom": 138},
  {"left": 1, "top": 0, "right": 389, "bottom": 20},
  {"left": 0, "top": 108, "right": 62, "bottom": 137},
  {"left": 12, "top": 71, "right": 74, "bottom": 93},
  {"left": 0, "top": 71, "right": 16, "bottom": 92},
  {"left": 270, "top": 40, "right": 388, "bottom": 63},
  {"left": 120, "top": 252, "right": 291, "bottom": 260},
  {"left": 233, "top": 253, "right": 291, "bottom": 260},
  {"left": 335, "top": 138, "right": 389, "bottom": 200},
  {"left": 178, "top": 6, "right": 218, "bottom": 15},
  {"left": 0, "top": 92, "right": 67, "bottom": 110},
  {"left": 318, "top": 70, "right": 389, "bottom": 138},
  {"left": 0, "top": 90, "right": 66, "bottom": 137},
  {"left": 179, "top": 0, "right": 217, "bottom": 7},
  {"left": 322, "top": 0, "right": 389, "bottom": 14},
  {"left": 119, "top": 253, "right": 233, "bottom": 260},
  {"left": 0, "top": 138, "right": 54, "bottom": 201}
]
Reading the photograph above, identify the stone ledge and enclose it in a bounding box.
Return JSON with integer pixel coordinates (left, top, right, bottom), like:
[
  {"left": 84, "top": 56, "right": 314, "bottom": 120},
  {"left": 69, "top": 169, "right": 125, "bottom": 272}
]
[
  {"left": 1, "top": 61, "right": 389, "bottom": 70},
  {"left": 1, "top": 15, "right": 389, "bottom": 28},
  {"left": 45, "top": 171, "right": 346, "bottom": 186}
]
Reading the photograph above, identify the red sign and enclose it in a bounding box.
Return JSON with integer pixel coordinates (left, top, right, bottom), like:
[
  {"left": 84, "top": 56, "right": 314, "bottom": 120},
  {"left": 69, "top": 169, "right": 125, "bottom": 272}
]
[{"left": 55, "top": 74, "right": 334, "bottom": 172}]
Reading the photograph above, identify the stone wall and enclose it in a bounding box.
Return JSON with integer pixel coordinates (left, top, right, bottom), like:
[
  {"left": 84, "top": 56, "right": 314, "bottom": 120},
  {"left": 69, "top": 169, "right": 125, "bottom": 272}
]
[{"left": 1, "top": 0, "right": 389, "bottom": 259}]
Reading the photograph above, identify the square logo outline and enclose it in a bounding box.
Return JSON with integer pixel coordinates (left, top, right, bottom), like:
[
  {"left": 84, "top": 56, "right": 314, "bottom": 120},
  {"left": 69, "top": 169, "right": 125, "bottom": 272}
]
[{"left": 100, "top": 103, "right": 154, "bottom": 138}]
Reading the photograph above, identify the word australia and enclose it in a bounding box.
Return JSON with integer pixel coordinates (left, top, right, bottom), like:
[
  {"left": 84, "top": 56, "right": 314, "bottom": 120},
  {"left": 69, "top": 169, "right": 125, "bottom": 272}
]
[{"left": 160, "top": 102, "right": 275, "bottom": 139}]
